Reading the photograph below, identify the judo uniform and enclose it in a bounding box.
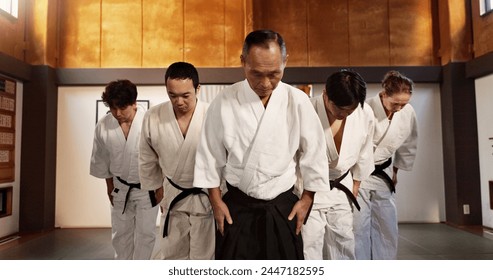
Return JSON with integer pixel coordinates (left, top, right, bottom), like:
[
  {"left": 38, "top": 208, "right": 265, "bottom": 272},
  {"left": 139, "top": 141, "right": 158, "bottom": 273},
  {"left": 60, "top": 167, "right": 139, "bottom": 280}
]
[
  {"left": 139, "top": 100, "right": 214, "bottom": 260},
  {"left": 194, "top": 80, "right": 330, "bottom": 260},
  {"left": 90, "top": 106, "right": 159, "bottom": 260},
  {"left": 353, "top": 94, "right": 418, "bottom": 260},
  {"left": 302, "top": 94, "right": 374, "bottom": 260}
]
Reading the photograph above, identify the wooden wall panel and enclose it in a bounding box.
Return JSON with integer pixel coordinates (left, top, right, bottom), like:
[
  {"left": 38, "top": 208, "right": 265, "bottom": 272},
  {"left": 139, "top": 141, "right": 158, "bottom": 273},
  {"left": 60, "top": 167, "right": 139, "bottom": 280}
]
[
  {"left": 0, "top": 19, "right": 20, "bottom": 59},
  {"left": 224, "top": 0, "right": 247, "bottom": 67},
  {"left": 437, "top": 0, "right": 473, "bottom": 64},
  {"left": 448, "top": 0, "right": 472, "bottom": 62},
  {"left": 389, "top": 0, "right": 434, "bottom": 65},
  {"left": 184, "top": 0, "right": 225, "bottom": 66},
  {"left": 0, "top": 0, "right": 26, "bottom": 61},
  {"left": 348, "top": 0, "right": 390, "bottom": 66},
  {"left": 142, "top": 0, "right": 183, "bottom": 67},
  {"left": 46, "top": 0, "right": 58, "bottom": 67},
  {"left": 55, "top": 0, "right": 445, "bottom": 68},
  {"left": 58, "top": 0, "right": 101, "bottom": 67},
  {"left": 26, "top": 0, "right": 47, "bottom": 65},
  {"left": 101, "top": 0, "right": 142, "bottom": 67},
  {"left": 25, "top": 0, "right": 58, "bottom": 67},
  {"left": 307, "top": 0, "right": 349, "bottom": 66},
  {"left": 57, "top": 0, "right": 249, "bottom": 68},
  {"left": 0, "top": 17, "right": 16, "bottom": 58},
  {"left": 252, "top": 0, "right": 308, "bottom": 66},
  {"left": 471, "top": 0, "right": 493, "bottom": 58},
  {"left": 437, "top": 0, "right": 451, "bottom": 64}
]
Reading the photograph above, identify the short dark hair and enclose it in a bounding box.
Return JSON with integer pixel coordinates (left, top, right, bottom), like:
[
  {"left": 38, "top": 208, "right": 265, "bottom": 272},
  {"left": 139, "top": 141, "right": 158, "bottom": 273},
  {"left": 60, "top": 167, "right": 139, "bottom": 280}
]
[
  {"left": 101, "top": 79, "right": 138, "bottom": 108},
  {"left": 164, "top": 62, "right": 199, "bottom": 90},
  {"left": 325, "top": 69, "right": 367, "bottom": 108},
  {"left": 241, "top": 29, "right": 287, "bottom": 60},
  {"left": 381, "top": 70, "right": 414, "bottom": 96}
]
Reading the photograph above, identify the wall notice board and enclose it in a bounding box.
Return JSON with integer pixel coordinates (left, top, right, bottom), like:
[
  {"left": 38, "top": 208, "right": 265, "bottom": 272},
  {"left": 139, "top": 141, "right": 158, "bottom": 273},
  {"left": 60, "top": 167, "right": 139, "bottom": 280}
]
[{"left": 0, "top": 76, "right": 15, "bottom": 183}]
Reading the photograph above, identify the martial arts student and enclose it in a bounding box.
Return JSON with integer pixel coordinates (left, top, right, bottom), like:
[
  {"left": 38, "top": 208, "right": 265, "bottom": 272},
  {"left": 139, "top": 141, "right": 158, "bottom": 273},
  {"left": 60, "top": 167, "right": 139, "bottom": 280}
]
[
  {"left": 90, "top": 79, "right": 159, "bottom": 260},
  {"left": 353, "top": 70, "right": 418, "bottom": 260},
  {"left": 193, "top": 29, "right": 330, "bottom": 260},
  {"left": 301, "top": 70, "right": 375, "bottom": 260},
  {"left": 139, "top": 62, "right": 214, "bottom": 260}
]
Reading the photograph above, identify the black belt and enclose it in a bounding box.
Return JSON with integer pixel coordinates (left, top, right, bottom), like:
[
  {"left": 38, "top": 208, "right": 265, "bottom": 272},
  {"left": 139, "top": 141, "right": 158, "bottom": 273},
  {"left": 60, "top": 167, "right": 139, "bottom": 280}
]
[
  {"left": 163, "top": 177, "right": 208, "bottom": 238},
  {"left": 371, "top": 158, "right": 395, "bottom": 193},
  {"left": 116, "top": 176, "right": 157, "bottom": 214},
  {"left": 329, "top": 170, "right": 361, "bottom": 211}
]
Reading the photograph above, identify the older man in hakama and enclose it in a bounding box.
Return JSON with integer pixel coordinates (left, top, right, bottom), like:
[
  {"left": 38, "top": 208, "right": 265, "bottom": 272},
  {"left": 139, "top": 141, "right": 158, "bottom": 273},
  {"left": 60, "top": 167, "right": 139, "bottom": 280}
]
[
  {"left": 302, "top": 70, "right": 374, "bottom": 260},
  {"left": 139, "top": 62, "right": 214, "bottom": 260},
  {"left": 354, "top": 70, "right": 418, "bottom": 260},
  {"left": 194, "top": 30, "right": 329, "bottom": 260},
  {"left": 90, "top": 80, "right": 159, "bottom": 260}
]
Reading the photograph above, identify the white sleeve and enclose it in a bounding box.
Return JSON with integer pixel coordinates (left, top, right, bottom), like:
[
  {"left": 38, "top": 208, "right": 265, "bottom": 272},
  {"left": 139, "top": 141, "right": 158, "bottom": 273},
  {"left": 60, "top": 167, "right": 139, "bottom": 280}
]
[
  {"left": 89, "top": 124, "right": 112, "bottom": 179},
  {"left": 138, "top": 111, "right": 164, "bottom": 190},
  {"left": 193, "top": 99, "right": 227, "bottom": 188},
  {"left": 297, "top": 97, "right": 330, "bottom": 192},
  {"left": 394, "top": 108, "right": 418, "bottom": 171},
  {"left": 351, "top": 106, "right": 375, "bottom": 181}
]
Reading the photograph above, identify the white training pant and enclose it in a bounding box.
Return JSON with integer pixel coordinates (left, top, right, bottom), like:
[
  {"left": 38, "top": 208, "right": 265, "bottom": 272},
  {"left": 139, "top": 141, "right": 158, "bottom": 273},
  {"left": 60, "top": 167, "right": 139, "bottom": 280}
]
[
  {"left": 353, "top": 188, "right": 398, "bottom": 260},
  {"left": 302, "top": 202, "right": 355, "bottom": 260},
  {"left": 154, "top": 210, "right": 215, "bottom": 260},
  {"left": 111, "top": 184, "right": 159, "bottom": 260}
]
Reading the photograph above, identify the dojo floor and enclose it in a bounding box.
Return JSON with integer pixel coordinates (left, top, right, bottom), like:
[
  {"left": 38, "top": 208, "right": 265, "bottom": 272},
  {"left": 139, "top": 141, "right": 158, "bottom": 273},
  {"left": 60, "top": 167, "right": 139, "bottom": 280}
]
[{"left": 1, "top": 223, "right": 493, "bottom": 260}]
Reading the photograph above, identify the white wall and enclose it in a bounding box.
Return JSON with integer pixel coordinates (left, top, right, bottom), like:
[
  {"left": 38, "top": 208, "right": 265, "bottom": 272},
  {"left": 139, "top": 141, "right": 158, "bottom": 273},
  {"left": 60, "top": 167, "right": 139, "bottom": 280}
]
[
  {"left": 475, "top": 74, "right": 493, "bottom": 228},
  {"left": 56, "top": 86, "right": 169, "bottom": 227},
  {"left": 56, "top": 83, "right": 445, "bottom": 228},
  {"left": 0, "top": 81, "right": 22, "bottom": 238},
  {"left": 313, "top": 83, "right": 446, "bottom": 222},
  {"left": 389, "top": 84, "right": 445, "bottom": 222}
]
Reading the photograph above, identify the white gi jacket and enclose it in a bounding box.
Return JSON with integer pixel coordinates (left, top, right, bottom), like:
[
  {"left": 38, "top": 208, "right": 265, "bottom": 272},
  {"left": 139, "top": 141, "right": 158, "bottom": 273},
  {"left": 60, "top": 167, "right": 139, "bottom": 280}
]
[
  {"left": 194, "top": 80, "right": 330, "bottom": 200},
  {"left": 139, "top": 100, "right": 211, "bottom": 214},
  {"left": 90, "top": 106, "right": 144, "bottom": 184},
  {"left": 310, "top": 95, "right": 375, "bottom": 207},
  {"left": 363, "top": 94, "right": 418, "bottom": 191}
]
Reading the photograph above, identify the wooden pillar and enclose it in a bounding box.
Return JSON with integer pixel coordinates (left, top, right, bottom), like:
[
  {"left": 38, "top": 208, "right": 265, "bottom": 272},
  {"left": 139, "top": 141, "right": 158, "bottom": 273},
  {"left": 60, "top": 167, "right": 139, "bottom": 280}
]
[
  {"left": 436, "top": 0, "right": 481, "bottom": 225},
  {"left": 441, "top": 62, "right": 482, "bottom": 226},
  {"left": 19, "top": 65, "right": 58, "bottom": 232}
]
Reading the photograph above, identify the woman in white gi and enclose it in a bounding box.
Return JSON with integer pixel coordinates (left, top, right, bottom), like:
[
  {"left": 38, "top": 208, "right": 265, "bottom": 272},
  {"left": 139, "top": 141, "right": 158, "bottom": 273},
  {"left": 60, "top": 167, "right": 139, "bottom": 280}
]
[
  {"left": 353, "top": 70, "right": 418, "bottom": 260},
  {"left": 302, "top": 70, "right": 374, "bottom": 260},
  {"left": 90, "top": 80, "right": 159, "bottom": 260},
  {"left": 139, "top": 62, "right": 214, "bottom": 260},
  {"left": 194, "top": 30, "right": 329, "bottom": 260}
]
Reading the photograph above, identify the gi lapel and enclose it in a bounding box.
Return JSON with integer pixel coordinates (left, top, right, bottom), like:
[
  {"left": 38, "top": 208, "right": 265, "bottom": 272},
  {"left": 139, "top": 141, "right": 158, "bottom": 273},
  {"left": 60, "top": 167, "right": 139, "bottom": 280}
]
[
  {"left": 239, "top": 83, "right": 287, "bottom": 190},
  {"left": 120, "top": 108, "right": 144, "bottom": 180},
  {"left": 315, "top": 95, "right": 339, "bottom": 163},
  {"left": 371, "top": 96, "right": 398, "bottom": 150},
  {"left": 172, "top": 100, "right": 206, "bottom": 184}
]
